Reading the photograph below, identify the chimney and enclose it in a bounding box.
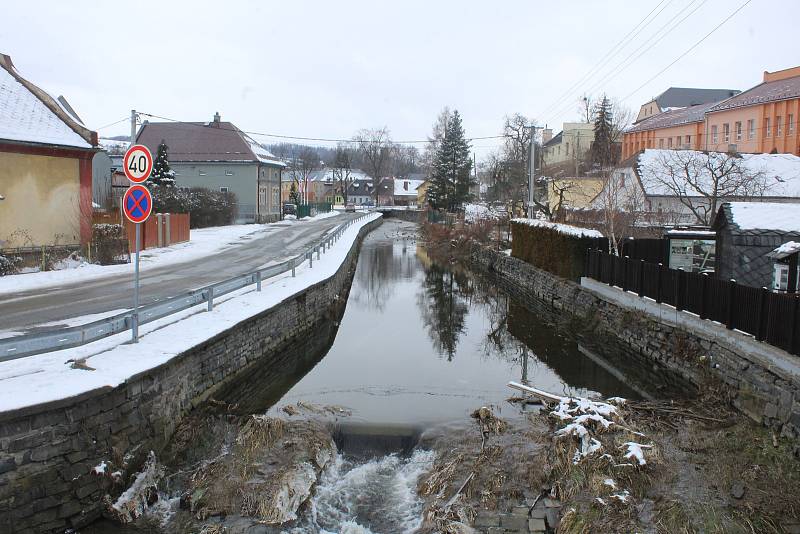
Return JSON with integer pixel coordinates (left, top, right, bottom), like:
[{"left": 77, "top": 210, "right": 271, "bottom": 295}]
[
  {"left": 542, "top": 128, "right": 553, "bottom": 144},
  {"left": 213, "top": 112, "right": 221, "bottom": 126}
]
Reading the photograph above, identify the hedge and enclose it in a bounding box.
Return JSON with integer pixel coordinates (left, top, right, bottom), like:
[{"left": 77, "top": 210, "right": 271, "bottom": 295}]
[{"left": 510, "top": 219, "right": 608, "bottom": 281}]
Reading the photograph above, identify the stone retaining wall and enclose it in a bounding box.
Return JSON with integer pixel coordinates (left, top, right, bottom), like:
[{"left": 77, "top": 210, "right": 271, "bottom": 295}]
[
  {"left": 0, "top": 217, "right": 383, "bottom": 533},
  {"left": 379, "top": 208, "right": 423, "bottom": 223},
  {"left": 469, "top": 245, "right": 800, "bottom": 446}
]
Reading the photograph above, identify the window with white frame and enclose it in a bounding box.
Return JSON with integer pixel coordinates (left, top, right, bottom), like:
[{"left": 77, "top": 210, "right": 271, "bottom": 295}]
[
  {"left": 225, "top": 170, "right": 234, "bottom": 176},
  {"left": 659, "top": 139, "right": 664, "bottom": 148},
  {"left": 748, "top": 119, "right": 755, "bottom": 139},
  {"left": 677, "top": 136, "right": 682, "bottom": 147},
  {"left": 777, "top": 116, "right": 783, "bottom": 136},
  {"left": 723, "top": 123, "right": 730, "bottom": 143},
  {"left": 711, "top": 125, "right": 718, "bottom": 143},
  {"left": 668, "top": 137, "right": 673, "bottom": 148},
  {"left": 686, "top": 134, "right": 691, "bottom": 146},
  {"left": 735, "top": 122, "right": 742, "bottom": 141},
  {"left": 790, "top": 114, "right": 795, "bottom": 133},
  {"left": 765, "top": 117, "right": 771, "bottom": 137}
]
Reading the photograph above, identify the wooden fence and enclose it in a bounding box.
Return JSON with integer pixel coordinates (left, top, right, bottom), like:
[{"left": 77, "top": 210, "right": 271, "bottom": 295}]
[
  {"left": 585, "top": 249, "right": 800, "bottom": 356},
  {"left": 122, "top": 213, "right": 190, "bottom": 252}
]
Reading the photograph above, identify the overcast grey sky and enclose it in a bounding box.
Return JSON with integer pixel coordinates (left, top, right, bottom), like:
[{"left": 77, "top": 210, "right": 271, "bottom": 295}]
[{"left": 3, "top": 0, "right": 798, "bottom": 158}]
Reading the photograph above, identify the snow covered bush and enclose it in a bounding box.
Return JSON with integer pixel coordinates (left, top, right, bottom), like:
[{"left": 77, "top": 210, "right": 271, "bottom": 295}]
[
  {"left": 510, "top": 219, "right": 607, "bottom": 281},
  {"left": 0, "top": 253, "right": 21, "bottom": 276},
  {"left": 151, "top": 186, "right": 236, "bottom": 228}
]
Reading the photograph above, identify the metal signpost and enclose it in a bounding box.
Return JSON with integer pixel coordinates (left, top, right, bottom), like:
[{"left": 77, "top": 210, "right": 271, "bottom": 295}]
[{"left": 122, "top": 145, "right": 154, "bottom": 343}]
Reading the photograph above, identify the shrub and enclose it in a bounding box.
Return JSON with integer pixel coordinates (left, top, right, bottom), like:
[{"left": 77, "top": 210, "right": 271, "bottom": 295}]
[
  {"left": 511, "top": 219, "right": 607, "bottom": 281},
  {"left": 151, "top": 186, "right": 237, "bottom": 228},
  {"left": 92, "top": 224, "right": 129, "bottom": 265},
  {"left": 0, "top": 254, "right": 21, "bottom": 276}
]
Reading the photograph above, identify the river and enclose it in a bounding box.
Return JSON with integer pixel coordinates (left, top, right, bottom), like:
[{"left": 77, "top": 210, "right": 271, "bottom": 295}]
[{"left": 87, "top": 218, "right": 684, "bottom": 533}]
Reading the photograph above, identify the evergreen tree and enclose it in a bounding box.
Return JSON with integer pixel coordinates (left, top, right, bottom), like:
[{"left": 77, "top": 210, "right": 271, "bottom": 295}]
[
  {"left": 591, "top": 96, "right": 615, "bottom": 168},
  {"left": 426, "top": 110, "right": 474, "bottom": 212},
  {"left": 289, "top": 182, "right": 301, "bottom": 205},
  {"left": 150, "top": 140, "right": 176, "bottom": 187}
]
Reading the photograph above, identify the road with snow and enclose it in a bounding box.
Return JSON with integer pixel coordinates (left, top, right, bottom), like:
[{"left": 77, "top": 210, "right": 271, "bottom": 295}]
[{"left": 0, "top": 212, "right": 360, "bottom": 333}]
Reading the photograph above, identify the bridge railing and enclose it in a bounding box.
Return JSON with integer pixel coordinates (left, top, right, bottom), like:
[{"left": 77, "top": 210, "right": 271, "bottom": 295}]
[{"left": 0, "top": 213, "right": 375, "bottom": 362}]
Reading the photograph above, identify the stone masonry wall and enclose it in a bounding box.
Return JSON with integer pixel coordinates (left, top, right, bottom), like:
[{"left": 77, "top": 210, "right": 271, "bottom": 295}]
[
  {"left": 0, "top": 217, "right": 383, "bottom": 534},
  {"left": 469, "top": 245, "right": 800, "bottom": 446}
]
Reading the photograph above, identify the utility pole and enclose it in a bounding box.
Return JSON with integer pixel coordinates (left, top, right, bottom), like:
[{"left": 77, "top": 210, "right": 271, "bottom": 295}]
[
  {"left": 129, "top": 109, "right": 140, "bottom": 342},
  {"left": 526, "top": 124, "right": 543, "bottom": 218}
]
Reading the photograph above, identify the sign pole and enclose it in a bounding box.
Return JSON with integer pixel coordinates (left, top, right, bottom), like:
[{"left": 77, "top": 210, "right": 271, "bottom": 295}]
[{"left": 132, "top": 223, "right": 141, "bottom": 342}]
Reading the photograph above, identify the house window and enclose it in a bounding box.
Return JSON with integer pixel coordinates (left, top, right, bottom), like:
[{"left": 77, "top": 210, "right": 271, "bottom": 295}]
[
  {"left": 748, "top": 119, "right": 755, "bottom": 139},
  {"left": 659, "top": 139, "right": 664, "bottom": 149},
  {"left": 225, "top": 170, "right": 234, "bottom": 176},
  {"left": 220, "top": 187, "right": 229, "bottom": 193},
  {"left": 677, "top": 136, "right": 682, "bottom": 147},
  {"left": 790, "top": 114, "right": 795, "bottom": 133},
  {"left": 723, "top": 123, "right": 730, "bottom": 143},
  {"left": 711, "top": 125, "right": 718, "bottom": 143},
  {"left": 735, "top": 121, "right": 742, "bottom": 141},
  {"left": 668, "top": 137, "right": 673, "bottom": 148},
  {"left": 777, "top": 116, "right": 783, "bottom": 136},
  {"left": 686, "top": 134, "right": 691, "bottom": 146},
  {"left": 765, "top": 117, "right": 771, "bottom": 137},
  {"left": 199, "top": 170, "right": 207, "bottom": 176}
]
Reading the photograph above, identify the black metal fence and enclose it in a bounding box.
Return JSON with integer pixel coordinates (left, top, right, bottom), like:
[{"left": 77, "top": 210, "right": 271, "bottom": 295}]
[{"left": 584, "top": 248, "right": 800, "bottom": 356}]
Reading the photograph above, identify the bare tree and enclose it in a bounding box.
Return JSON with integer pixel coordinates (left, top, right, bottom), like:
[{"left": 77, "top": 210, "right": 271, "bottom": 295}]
[
  {"left": 421, "top": 107, "right": 452, "bottom": 174},
  {"left": 287, "top": 146, "right": 320, "bottom": 204},
  {"left": 490, "top": 113, "right": 537, "bottom": 216},
  {"left": 640, "top": 150, "right": 769, "bottom": 225},
  {"left": 593, "top": 169, "right": 646, "bottom": 255},
  {"left": 353, "top": 128, "right": 393, "bottom": 206},
  {"left": 332, "top": 143, "right": 355, "bottom": 204}
]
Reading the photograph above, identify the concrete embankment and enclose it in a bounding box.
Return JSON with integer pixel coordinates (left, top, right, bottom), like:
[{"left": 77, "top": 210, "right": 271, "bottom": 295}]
[
  {"left": 469, "top": 244, "right": 800, "bottom": 446},
  {"left": 0, "top": 216, "right": 383, "bottom": 534}
]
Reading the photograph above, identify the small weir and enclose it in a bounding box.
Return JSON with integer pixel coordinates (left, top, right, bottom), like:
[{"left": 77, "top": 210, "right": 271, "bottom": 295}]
[{"left": 99, "top": 219, "right": 691, "bottom": 533}]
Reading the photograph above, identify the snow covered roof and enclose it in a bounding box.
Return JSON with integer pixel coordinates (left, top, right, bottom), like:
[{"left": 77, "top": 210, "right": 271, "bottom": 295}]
[
  {"left": 721, "top": 202, "right": 800, "bottom": 233},
  {"left": 627, "top": 101, "right": 718, "bottom": 133},
  {"left": 768, "top": 241, "right": 800, "bottom": 259},
  {"left": 635, "top": 149, "right": 800, "bottom": 198},
  {"left": 136, "top": 118, "right": 285, "bottom": 166},
  {"left": 708, "top": 74, "right": 800, "bottom": 113},
  {"left": 393, "top": 178, "right": 425, "bottom": 196},
  {"left": 0, "top": 54, "right": 95, "bottom": 149},
  {"left": 511, "top": 218, "right": 604, "bottom": 238}
]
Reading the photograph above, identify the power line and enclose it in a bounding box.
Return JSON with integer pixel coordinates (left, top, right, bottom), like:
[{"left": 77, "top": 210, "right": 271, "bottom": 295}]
[
  {"left": 537, "top": 0, "right": 673, "bottom": 120},
  {"left": 138, "top": 111, "right": 509, "bottom": 146},
  {"left": 95, "top": 117, "right": 130, "bottom": 130},
  {"left": 621, "top": 0, "right": 754, "bottom": 102},
  {"left": 544, "top": 0, "right": 707, "bottom": 126}
]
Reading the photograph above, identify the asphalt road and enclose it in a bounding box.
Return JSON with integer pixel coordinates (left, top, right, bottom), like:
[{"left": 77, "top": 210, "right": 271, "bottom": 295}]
[{"left": 0, "top": 212, "right": 360, "bottom": 333}]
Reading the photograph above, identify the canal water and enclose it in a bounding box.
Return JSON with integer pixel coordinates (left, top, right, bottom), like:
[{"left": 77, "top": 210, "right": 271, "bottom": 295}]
[{"left": 94, "top": 219, "right": 684, "bottom": 533}]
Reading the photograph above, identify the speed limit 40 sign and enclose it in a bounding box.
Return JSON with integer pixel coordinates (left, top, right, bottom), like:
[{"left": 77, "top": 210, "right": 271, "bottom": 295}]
[{"left": 123, "top": 144, "right": 153, "bottom": 183}]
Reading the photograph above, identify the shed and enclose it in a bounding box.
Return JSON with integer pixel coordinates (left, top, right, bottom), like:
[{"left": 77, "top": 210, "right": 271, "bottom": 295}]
[{"left": 712, "top": 202, "right": 800, "bottom": 288}]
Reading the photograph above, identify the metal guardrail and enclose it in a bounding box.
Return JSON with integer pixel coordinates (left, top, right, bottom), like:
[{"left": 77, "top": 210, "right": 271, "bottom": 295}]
[{"left": 0, "top": 213, "right": 375, "bottom": 363}]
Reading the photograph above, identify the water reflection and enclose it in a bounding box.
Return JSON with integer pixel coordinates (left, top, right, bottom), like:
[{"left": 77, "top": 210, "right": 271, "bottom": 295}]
[{"left": 272, "top": 220, "right": 676, "bottom": 426}]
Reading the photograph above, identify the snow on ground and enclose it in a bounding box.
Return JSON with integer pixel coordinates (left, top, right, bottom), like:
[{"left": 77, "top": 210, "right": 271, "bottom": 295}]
[
  {"left": 512, "top": 218, "right": 604, "bottom": 238},
  {"left": 0, "top": 213, "right": 338, "bottom": 296},
  {"left": 0, "top": 213, "right": 382, "bottom": 412}
]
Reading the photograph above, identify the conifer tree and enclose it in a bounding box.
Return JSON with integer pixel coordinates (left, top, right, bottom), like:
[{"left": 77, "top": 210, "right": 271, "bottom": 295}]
[
  {"left": 426, "top": 110, "right": 474, "bottom": 212},
  {"left": 289, "top": 182, "right": 301, "bottom": 205},
  {"left": 591, "top": 96, "right": 615, "bottom": 168},
  {"left": 150, "top": 140, "right": 176, "bottom": 187}
]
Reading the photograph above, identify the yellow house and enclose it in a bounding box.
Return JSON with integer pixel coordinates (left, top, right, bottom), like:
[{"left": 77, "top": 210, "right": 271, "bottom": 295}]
[
  {"left": 416, "top": 180, "right": 430, "bottom": 207},
  {"left": 0, "top": 54, "right": 98, "bottom": 248},
  {"left": 548, "top": 177, "right": 604, "bottom": 211}
]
